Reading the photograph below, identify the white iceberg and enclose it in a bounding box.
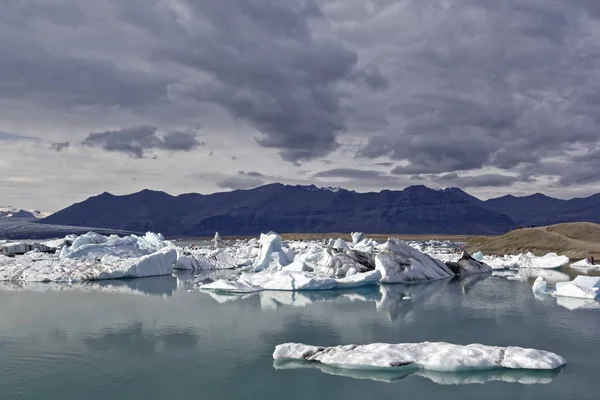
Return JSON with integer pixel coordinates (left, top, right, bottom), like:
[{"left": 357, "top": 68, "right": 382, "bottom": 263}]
[
  {"left": 0, "top": 231, "right": 177, "bottom": 282},
  {"left": 555, "top": 296, "right": 600, "bottom": 311},
  {"left": 351, "top": 232, "right": 365, "bottom": 245},
  {"left": 472, "top": 251, "right": 484, "bottom": 261},
  {"left": 248, "top": 232, "right": 293, "bottom": 273},
  {"left": 332, "top": 238, "right": 349, "bottom": 250},
  {"left": 273, "top": 342, "right": 566, "bottom": 371},
  {"left": 554, "top": 276, "right": 600, "bottom": 299},
  {"left": 570, "top": 258, "right": 600, "bottom": 273}
]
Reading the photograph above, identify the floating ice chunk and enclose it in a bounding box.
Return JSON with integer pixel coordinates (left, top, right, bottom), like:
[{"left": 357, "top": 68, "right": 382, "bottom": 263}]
[
  {"left": 0, "top": 242, "right": 55, "bottom": 256},
  {"left": 332, "top": 238, "right": 349, "bottom": 250},
  {"left": 200, "top": 276, "right": 262, "bottom": 293},
  {"left": 250, "top": 232, "right": 293, "bottom": 273},
  {"left": 174, "top": 248, "right": 237, "bottom": 270},
  {"left": 554, "top": 276, "right": 600, "bottom": 299},
  {"left": 273, "top": 342, "right": 566, "bottom": 371},
  {"left": 444, "top": 251, "right": 492, "bottom": 275},
  {"left": 351, "top": 232, "right": 365, "bottom": 245},
  {"left": 472, "top": 251, "right": 485, "bottom": 261},
  {"left": 312, "top": 248, "right": 374, "bottom": 277},
  {"left": 375, "top": 239, "right": 453, "bottom": 283},
  {"left": 517, "top": 252, "right": 570, "bottom": 269},
  {"left": 532, "top": 277, "right": 547, "bottom": 295},
  {"left": 570, "top": 258, "right": 600, "bottom": 273},
  {"left": 249, "top": 271, "right": 337, "bottom": 291},
  {"left": 556, "top": 296, "right": 600, "bottom": 311},
  {"left": 213, "top": 232, "right": 224, "bottom": 248},
  {"left": 335, "top": 270, "right": 381, "bottom": 289},
  {"left": 570, "top": 258, "right": 594, "bottom": 268}
]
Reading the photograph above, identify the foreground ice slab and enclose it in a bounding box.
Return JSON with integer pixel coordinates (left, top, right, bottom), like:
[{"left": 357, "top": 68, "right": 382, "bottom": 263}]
[
  {"left": 274, "top": 360, "right": 562, "bottom": 385},
  {"left": 273, "top": 342, "right": 566, "bottom": 372},
  {"left": 555, "top": 276, "right": 600, "bottom": 299}
]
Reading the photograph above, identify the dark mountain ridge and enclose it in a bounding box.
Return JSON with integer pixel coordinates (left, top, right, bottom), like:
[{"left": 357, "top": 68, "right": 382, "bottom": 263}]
[
  {"left": 41, "top": 184, "right": 515, "bottom": 236},
  {"left": 40, "top": 184, "right": 600, "bottom": 237}
]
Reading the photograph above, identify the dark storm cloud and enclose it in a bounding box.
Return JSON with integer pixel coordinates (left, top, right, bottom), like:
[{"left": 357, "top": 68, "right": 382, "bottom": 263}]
[
  {"left": 81, "top": 127, "right": 203, "bottom": 158},
  {"left": 149, "top": 0, "right": 383, "bottom": 162},
  {"left": 216, "top": 171, "right": 265, "bottom": 190},
  {"left": 313, "top": 168, "right": 388, "bottom": 179},
  {"left": 3, "top": 0, "right": 600, "bottom": 194},
  {"left": 353, "top": 0, "right": 600, "bottom": 181},
  {"left": 50, "top": 142, "right": 70, "bottom": 152}
]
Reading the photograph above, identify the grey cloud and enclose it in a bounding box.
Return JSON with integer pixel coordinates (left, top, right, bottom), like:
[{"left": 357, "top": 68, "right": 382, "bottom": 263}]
[
  {"left": 50, "top": 141, "right": 70, "bottom": 152},
  {"left": 81, "top": 126, "right": 202, "bottom": 158},
  {"left": 216, "top": 171, "right": 265, "bottom": 190},
  {"left": 435, "top": 173, "right": 520, "bottom": 188},
  {"left": 313, "top": 168, "right": 388, "bottom": 179},
  {"left": 0, "top": 130, "right": 38, "bottom": 141},
  {"left": 557, "top": 150, "right": 600, "bottom": 186},
  {"left": 243, "top": 171, "right": 264, "bottom": 178}
]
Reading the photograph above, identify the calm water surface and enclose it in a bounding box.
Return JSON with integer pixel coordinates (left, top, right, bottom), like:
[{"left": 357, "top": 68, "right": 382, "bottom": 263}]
[{"left": 0, "top": 272, "right": 598, "bottom": 399}]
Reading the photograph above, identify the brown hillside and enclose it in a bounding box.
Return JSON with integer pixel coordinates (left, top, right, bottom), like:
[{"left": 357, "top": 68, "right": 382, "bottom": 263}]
[{"left": 466, "top": 222, "right": 600, "bottom": 260}]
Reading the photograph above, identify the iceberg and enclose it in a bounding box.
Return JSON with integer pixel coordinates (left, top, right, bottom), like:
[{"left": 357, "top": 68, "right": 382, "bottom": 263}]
[
  {"left": 248, "top": 232, "right": 293, "bottom": 273},
  {"left": 0, "top": 231, "right": 177, "bottom": 282},
  {"left": 273, "top": 342, "right": 566, "bottom": 371},
  {"left": 375, "top": 239, "right": 454, "bottom": 283},
  {"left": 444, "top": 251, "right": 492, "bottom": 275},
  {"left": 351, "top": 232, "right": 365, "bottom": 245},
  {"left": 570, "top": 258, "right": 600, "bottom": 273},
  {"left": 554, "top": 276, "right": 600, "bottom": 299},
  {"left": 555, "top": 296, "right": 600, "bottom": 311}
]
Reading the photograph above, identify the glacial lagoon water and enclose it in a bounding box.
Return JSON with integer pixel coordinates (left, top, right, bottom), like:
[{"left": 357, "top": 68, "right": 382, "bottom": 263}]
[{"left": 0, "top": 272, "right": 599, "bottom": 399}]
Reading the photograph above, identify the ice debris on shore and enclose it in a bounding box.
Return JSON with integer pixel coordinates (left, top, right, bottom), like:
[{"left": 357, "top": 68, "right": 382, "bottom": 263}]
[{"left": 273, "top": 342, "right": 566, "bottom": 371}]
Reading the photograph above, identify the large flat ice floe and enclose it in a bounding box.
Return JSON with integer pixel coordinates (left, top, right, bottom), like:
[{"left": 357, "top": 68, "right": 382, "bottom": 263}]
[
  {"left": 0, "top": 232, "right": 177, "bottom": 282},
  {"left": 554, "top": 276, "right": 600, "bottom": 299},
  {"left": 273, "top": 342, "right": 566, "bottom": 372},
  {"left": 483, "top": 252, "right": 570, "bottom": 270},
  {"left": 274, "top": 360, "right": 562, "bottom": 385}
]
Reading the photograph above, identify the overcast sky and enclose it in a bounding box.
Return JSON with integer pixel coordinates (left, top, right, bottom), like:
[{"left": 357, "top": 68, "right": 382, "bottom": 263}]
[{"left": 2, "top": 0, "right": 600, "bottom": 211}]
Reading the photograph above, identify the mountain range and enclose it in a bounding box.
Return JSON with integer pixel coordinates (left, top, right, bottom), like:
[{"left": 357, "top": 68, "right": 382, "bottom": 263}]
[
  {"left": 37, "top": 184, "right": 600, "bottom": 237},
  {"left": 0, "top": 206, "right": 49, "bottom": 220}
]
